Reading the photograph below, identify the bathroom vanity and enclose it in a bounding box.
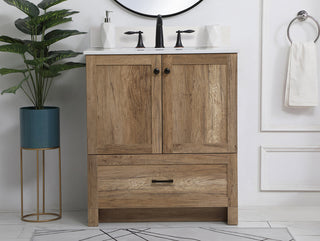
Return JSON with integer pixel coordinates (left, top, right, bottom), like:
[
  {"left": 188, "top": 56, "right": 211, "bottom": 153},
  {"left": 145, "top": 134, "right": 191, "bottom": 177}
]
[{"left": 84, "top": 48, "right": 238, "bottom": 226}]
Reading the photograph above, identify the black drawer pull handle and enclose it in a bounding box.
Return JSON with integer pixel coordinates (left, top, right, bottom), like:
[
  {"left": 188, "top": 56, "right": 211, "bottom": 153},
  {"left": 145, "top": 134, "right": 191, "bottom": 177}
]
[{"left": 152, "top": 179, "right": 174, "bottom": 184}]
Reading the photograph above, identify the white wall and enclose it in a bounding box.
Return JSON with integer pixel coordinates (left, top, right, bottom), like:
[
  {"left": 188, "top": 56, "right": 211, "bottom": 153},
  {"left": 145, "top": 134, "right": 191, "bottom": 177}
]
[{"left": 0, "top": 0, "right": 320, "bottom": 212}]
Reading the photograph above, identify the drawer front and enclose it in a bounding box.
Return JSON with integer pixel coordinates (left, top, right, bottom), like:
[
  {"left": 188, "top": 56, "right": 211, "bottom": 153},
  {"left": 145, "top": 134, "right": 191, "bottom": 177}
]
[{"left": 97, "top": 164, "right": 228, "bottom": 209}]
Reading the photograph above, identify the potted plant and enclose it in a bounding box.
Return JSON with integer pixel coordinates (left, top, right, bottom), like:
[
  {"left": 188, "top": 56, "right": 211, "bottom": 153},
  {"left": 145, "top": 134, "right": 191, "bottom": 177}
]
[{"left": 0, "top": 0, "right": 85, "bottom": 149}]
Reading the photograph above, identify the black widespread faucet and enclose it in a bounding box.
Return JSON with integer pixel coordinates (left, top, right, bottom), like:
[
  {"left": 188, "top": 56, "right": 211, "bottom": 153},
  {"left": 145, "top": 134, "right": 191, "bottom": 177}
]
[{"left": 155, "top": 15, "right": 164, "bottom": 48}]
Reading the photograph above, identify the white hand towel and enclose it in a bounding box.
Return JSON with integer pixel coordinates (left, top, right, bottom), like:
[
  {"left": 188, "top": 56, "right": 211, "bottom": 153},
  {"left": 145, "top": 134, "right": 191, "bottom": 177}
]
[{"left": 285, "top": 41, "right": 318, "bottom": 107}]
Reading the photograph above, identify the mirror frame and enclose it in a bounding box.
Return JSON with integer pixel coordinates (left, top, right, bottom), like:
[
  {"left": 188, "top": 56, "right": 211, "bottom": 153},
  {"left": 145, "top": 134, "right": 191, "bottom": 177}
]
[{"left": 113, "top": 0, "right": 203, "bottom": 18}]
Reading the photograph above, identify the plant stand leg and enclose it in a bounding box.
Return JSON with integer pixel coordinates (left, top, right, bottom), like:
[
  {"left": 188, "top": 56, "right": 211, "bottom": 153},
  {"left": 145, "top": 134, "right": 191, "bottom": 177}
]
[
  {"left": 59, "top": 147, "right": 62, "bottom": 217},
  {"left": 21, "top": 147, "right": 62, "bottom": 222},
  {"left": 20, "top": 148, "right": 23, "bottom": 219},
  {"left": 43, "top": 150, "right": 45, "bottom": 213}
]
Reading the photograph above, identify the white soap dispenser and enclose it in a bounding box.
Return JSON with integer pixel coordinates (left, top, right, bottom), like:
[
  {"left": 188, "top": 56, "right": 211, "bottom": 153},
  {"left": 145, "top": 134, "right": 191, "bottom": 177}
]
[{"left": 101, "top": 11, "right": 115, "bottom": 49}]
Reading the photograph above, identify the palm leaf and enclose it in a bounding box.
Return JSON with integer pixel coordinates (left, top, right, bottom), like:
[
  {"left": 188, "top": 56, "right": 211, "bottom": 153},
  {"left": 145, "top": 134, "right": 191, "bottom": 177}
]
[
  {"left": 0, "top": 68, "right": 28, "bottom": 75},
  {"left": 1, "top": 75, "right": 28, "bottom": 95},
  {"left": 0, "top": 43, "right": 27, "bottom": 54},
  {"left": 47, "top": 50, "right": 81, "bottom": 64},
  {"left": 0, "top": 35, "right": 24, "bottom": 44},
  {"left": 44, "top": 29, "right": 86, "bottom": 45},
  {"left": 3, "top": 0, "right": 39, "bottom": 17},
  {"left": 38, "top": 0, "right": 67, "bottom": 10}
]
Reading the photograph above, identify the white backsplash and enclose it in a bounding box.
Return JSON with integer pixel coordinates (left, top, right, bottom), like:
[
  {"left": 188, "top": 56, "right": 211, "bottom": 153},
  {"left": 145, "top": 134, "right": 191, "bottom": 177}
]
[{"left": 90, "top": 25, "right": 230, "bottom": 48}]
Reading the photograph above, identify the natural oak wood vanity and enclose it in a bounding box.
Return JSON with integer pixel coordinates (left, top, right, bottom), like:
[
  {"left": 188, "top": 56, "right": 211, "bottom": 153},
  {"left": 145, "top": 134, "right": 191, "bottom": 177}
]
[{"left": 85, "top": 48, "right": 238, "bottom": 226}]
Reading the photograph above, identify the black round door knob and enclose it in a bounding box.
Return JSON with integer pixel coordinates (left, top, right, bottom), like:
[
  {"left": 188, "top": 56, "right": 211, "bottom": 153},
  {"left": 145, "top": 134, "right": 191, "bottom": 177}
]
[
  {"left": 164, "top": 68, "right": 171, "bottom": 74},
  {"left": 153, "top": 68, "right": 160, "bottom": 75}
]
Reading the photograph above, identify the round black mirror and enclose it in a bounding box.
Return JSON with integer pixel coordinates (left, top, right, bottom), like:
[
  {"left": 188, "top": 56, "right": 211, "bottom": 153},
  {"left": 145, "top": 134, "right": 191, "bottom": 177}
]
[{"left": 113, "top": 0, "right": 203, "bottom": 18}]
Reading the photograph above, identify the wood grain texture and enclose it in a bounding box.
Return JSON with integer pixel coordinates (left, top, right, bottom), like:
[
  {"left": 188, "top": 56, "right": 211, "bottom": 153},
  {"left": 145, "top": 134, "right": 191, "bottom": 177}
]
[
  {"left": 86, "top": 56, "right": 97, "bottom": 155},
  {"left": 88, "top": 157, "right": 97, "bottom": 209},
  {"left": 86, "top": 53, "right": 238, "bottom": 225},
  {"left": 97, "top": 164, "right": 227, "bottom": 208},
  {"left": 228, "top": 207, "right": 238, "bottom": 225},
  {"left": 99, "top": 208, "right": 227, "bottom": 222},
  {"left": 163, "top": 54, "right": 237, "bottom": 154},
  {"left": 99, "top": 194, "right": 228, "bottom": 209},
  {"left": 88, "top": 208, "right": 98, "bottom": 227},
  {"left": 86, "top": 55, "right": 161, "bottom": 154},
  {"left": 228, "top": 154, "right": 238, "bottom": 207},
  {"left": 91, "top": 153, "right": 234, "bottom": 166},
  {"left": 87, "top": 156, "right": 98, "bottom": 226},
  {"left": 228, "top": 154, "right": 238, "bottom": 225},
  {"left": 228, "top": 54, "right": 238, "bottom": 152}
]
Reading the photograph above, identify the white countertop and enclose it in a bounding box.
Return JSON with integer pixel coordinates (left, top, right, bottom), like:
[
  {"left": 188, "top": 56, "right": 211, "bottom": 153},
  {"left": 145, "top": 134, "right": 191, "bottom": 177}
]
[{"left": 84, "top": 47, "right": 238, "bottom": 55}]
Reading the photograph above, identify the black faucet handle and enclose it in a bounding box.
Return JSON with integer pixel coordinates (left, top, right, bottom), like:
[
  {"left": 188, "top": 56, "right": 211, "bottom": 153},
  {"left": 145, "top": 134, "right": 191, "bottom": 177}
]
[
  {"left": 177, "top": 30, "right": 195, "bottom": 34},
  {"left": 124, "top": 31, "right": 141, "bottom": 35},
  {"left": 175, "top": 30, "right": 195, "bottom": 48},
  {"left": 124, "top": 31, "right": 145, "bottom": 48}
]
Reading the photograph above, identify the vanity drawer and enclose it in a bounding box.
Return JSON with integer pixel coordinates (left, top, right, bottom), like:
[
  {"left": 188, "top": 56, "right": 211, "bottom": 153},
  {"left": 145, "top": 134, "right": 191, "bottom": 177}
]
[{"left": 97, "top": 164, "right": 228, "bottom": 209}]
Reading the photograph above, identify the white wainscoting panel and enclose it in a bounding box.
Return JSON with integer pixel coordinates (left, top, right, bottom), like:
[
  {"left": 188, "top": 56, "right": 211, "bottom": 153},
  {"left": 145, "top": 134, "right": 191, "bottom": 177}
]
[
  {"left": 261, "top": 146, "right": 320, "bottom": 191},
  {"left": 261, "top": 0, "right": 320, "bottom": 131}
]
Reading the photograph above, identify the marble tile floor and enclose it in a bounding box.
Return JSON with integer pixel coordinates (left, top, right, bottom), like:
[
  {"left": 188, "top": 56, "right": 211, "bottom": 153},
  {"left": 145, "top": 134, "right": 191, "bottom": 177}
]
[{"left": 0, "top": 207, "right": 319, "bottom": 241}]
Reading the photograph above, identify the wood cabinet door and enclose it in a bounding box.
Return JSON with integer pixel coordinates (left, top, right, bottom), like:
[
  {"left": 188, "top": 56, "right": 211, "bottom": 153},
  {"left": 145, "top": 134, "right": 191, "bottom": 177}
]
[
  {"left": 86, "top": 55, "right": 162, "bottom": 154},
  {"left": 163, "top": 54, "right": 237, "bottom": 153}
]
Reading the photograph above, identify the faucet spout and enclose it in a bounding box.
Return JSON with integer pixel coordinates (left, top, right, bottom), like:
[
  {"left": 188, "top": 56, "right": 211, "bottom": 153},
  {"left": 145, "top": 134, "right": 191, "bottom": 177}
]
[{"left": 155, "top": 15, "right": 164, "bottom": 48}]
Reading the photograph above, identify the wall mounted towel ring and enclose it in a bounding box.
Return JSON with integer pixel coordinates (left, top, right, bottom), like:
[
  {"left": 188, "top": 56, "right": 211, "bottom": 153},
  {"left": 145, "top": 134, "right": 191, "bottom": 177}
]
[{"left": 287, "top": 10, "right": 320, "bottom": 44}]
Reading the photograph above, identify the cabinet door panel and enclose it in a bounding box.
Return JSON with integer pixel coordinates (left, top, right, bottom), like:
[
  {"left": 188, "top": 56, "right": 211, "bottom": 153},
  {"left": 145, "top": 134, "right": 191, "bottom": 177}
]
[
  {"left": 87, "top": 55, "right": 162, "bottom": 154},
  {"left": 163, "top": 54, "right": 237, "bottom": 153}
]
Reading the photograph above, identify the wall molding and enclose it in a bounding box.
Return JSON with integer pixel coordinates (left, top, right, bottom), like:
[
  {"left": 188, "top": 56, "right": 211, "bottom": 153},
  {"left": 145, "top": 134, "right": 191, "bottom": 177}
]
[{"left": 261, "top": 146, "right": 320, "bottom": 191}]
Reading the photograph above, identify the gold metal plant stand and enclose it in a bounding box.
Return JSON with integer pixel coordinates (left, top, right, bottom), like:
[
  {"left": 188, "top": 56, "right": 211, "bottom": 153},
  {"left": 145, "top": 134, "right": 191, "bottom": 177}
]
[{"left": 20, "top": 147, "right": 62, "bottom": 222}]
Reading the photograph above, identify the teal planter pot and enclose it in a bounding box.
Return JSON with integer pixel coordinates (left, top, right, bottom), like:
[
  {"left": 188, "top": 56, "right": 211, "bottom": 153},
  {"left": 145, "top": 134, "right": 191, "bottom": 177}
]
[{"left": 20, "top": 107, "right": 60, "bottom": 149}]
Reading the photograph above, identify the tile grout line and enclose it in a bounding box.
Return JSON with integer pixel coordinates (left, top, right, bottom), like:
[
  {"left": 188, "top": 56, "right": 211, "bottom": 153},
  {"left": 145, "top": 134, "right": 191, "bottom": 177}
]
[{"left": 267, "top": 221, "right": 272, "bottom": 228}]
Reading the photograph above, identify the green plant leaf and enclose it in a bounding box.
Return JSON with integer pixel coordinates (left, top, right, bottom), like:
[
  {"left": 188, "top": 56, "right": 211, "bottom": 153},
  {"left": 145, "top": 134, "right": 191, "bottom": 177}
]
[
  {"left": 15, "top": 17, "right": 43, "bottom": 35},
  {"left": 1, "top": 75, "right": 28, "bottom": 95},
  {"left": 23, "top": 40, "right": 48, "bottom": 58},
  {"left": 48, "top": 62, "right": 85, "bottom": 72},
  {"left": 24, "top": 54, "right": 57, "bottom": 67},
  {"left": 43, "top": 11, "right": 78, "bottom": 30},
  {"left": 0, "top": 68, "right": 28, "bottom": 75},
  {"left": 32, "top": 10, "right": 78, "bottom": 31},
  {"left": 0, "top": 35, "right": 24, "bottom": 44},
  {"left": 45, "top": 17, "right": 72, "bottom": 31},
  {"left": 38, "top": 0, "right": 67, "bottom": 10},
  {"left": 47, "top": 50, "right": 81, "bottom": 64},
  {"left": 3, "top": 0, "right": 39, "bottom": 17},
  {"left": 0, "top": 43, "right": 27, "bottom": 54},
  {"left": 40, "top": 61, "right": 84, "bottom": 78},
  {"left": 40, "top": 69, "right": 61, "bottom": 78},
  {"left": 44, "top": 29, "right": 86, "bottom": 45}
]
